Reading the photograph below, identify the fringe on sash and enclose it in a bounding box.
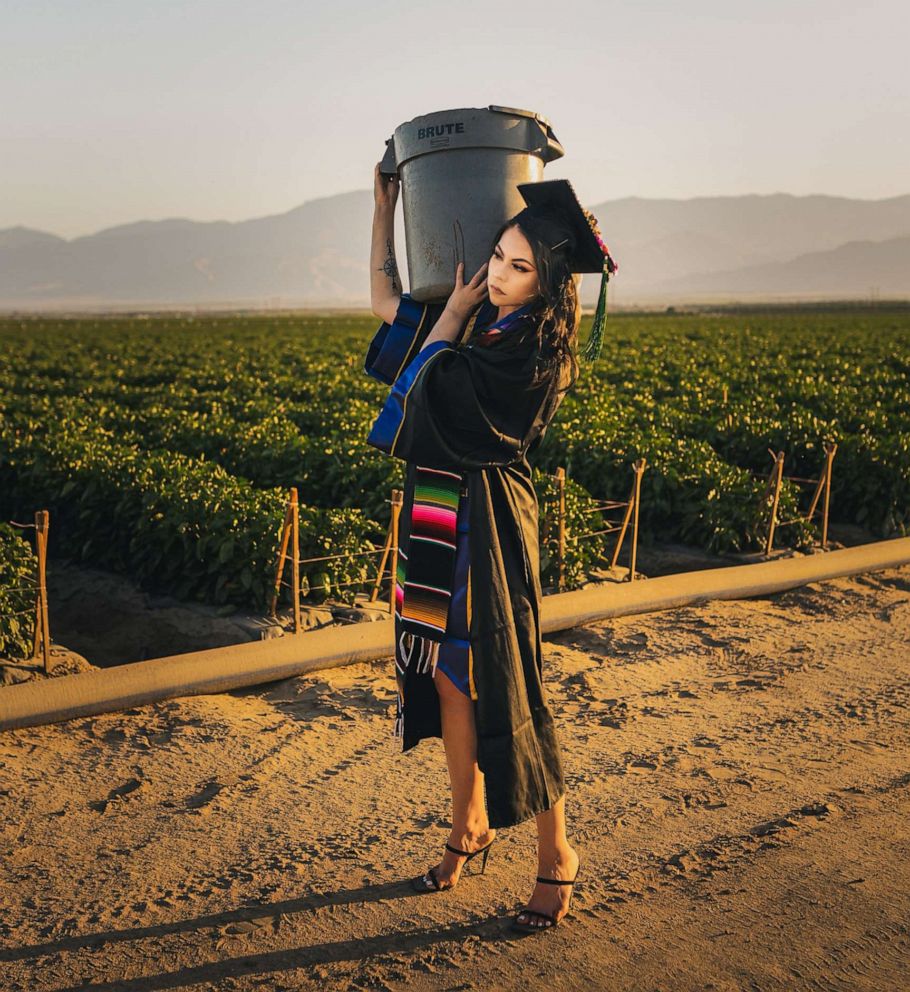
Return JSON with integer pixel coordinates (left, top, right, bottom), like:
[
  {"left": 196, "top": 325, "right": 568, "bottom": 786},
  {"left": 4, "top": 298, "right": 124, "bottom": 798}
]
[{"left": 393, "top": 629, "right": 440, "bottom": 739}]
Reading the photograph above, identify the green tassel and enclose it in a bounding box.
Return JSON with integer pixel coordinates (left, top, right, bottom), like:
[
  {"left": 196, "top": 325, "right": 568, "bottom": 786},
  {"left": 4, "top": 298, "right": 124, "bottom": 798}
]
[{"left": 581, "top": 266, "right": 610, "bottom": 362}]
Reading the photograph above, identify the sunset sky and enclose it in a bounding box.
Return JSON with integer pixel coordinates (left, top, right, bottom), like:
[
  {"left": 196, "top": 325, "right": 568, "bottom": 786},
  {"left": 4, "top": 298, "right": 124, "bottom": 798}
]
[{"left": 4, "top": 0, "right": 907, "bottom": 238}]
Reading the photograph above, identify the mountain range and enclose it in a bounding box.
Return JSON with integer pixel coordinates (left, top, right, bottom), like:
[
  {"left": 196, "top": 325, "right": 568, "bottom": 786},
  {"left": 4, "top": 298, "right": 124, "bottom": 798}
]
[{"left": 2, "top": 191, "right": 908, "bottom": 309}]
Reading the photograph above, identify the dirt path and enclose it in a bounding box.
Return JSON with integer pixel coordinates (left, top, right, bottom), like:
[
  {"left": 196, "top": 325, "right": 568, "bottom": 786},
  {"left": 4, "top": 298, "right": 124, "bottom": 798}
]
[{"left": 1, "top": 565, "right": 908, "bottom": 990}]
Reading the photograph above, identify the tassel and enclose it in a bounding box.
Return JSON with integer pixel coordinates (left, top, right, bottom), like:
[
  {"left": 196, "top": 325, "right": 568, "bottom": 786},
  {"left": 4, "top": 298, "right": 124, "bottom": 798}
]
[
  {"left": 581, "top": 265, "right": 610, "bottom": 363},
  {"left": 394, "top": 630, "right": 414, "bottom": 738},
  {"left": 391, "top": 630, "right": 443, "bottom": 738},
  {"left": 416, "top": 636, "right": 425, "bottom": 672},
  {"left": 416, "top": 635, "right": 439, "bottom": 675},
  {"left": 417, "top": 639, "right": 435, "bottom": 675},
  {"left": 396, "top": 629, "right": 410, "bottom": 677}
]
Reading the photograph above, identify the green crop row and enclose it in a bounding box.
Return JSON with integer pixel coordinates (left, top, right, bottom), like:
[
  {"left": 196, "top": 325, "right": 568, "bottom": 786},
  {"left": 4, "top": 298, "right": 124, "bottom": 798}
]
[
  {"left": 1, "top": 309, "right": 908, "bottom": 618},
  {"left": 0, "top": 412, "right": 381, "bottom": 612},
  {"left": 0, "top": 523, "right": 37, "bottom": 660}
]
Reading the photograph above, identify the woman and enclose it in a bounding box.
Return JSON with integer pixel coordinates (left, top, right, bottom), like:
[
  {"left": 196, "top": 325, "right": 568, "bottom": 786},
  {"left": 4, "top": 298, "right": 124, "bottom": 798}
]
[{"left": 365, "top": 162, "right": 615, "bottom": 933}]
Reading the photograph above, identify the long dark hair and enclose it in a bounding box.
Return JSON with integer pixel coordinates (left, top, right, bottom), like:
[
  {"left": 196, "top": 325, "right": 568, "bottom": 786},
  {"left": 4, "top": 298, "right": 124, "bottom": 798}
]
[{"left": 489, "top": 207, "right": 582, "bottom": 395}]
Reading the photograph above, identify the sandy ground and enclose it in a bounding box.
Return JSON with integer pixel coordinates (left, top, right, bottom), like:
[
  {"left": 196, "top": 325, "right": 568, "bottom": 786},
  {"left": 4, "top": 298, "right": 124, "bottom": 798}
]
[{"left": 1, "top": 565, "right": 909, "bottom": 991}]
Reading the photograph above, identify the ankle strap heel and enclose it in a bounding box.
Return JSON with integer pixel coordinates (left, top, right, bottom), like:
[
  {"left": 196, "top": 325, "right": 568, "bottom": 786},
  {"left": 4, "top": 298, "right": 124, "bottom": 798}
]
[
  {"left": 411, "top": 836, "right": 496, "bottom": 894},
  {"left": 513, "top": 861, "right": 582, "bottom": 934},
  {"left": 445, "top": 836, "right": 495, "bottom": 874}
]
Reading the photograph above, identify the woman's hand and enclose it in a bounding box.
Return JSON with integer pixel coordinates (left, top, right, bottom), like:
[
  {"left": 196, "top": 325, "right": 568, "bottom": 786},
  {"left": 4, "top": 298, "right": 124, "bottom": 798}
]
[
  {"left": 444, "top": 260, "right": 488, "bottom": 321},
  {"left": 374, "top": 161, "right": 399, "bottom": 212}
]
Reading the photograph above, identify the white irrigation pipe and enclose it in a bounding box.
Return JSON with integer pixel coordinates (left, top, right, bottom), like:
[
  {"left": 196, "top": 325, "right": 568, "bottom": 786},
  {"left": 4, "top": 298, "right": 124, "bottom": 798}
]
[{"left": 2, "top": 537, "right": 909, "bottom": 732}]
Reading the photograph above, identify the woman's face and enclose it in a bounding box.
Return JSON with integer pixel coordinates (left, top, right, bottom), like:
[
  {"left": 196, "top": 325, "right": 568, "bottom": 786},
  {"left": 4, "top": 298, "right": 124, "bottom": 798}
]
[{"left": 487, "top": 224, "right": 540, "bottom": 309}]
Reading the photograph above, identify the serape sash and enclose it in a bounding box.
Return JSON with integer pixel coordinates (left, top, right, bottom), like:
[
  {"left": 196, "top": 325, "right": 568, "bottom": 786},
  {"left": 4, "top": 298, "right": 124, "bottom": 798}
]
[{"left": 384, "top": 302, "right": 535, "bottom": 738}]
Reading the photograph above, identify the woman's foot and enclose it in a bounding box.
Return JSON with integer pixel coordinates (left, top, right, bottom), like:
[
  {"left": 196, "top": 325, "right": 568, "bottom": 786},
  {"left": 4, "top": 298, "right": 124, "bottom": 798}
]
[
  {"left": 516, "top": 845, "right": 580, "bottom": 929},
  {"left": 418, "top": 826, "right": 497, "bottom": 890}
]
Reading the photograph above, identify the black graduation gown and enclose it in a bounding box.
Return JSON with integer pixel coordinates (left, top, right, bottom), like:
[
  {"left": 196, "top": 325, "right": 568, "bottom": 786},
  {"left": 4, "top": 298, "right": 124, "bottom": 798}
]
[{"left": 364, "top": 294, "right": 569, "bottom": 828}]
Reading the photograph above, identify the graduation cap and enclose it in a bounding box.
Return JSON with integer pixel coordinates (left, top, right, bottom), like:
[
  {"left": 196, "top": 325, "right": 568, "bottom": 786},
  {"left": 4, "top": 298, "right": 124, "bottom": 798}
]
[{"left": 515, "top": 178, "right": 618, "bottom": 362}]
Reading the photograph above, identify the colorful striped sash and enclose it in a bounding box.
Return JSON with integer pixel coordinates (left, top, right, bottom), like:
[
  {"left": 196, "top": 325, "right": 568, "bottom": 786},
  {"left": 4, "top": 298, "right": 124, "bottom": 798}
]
[
  {"left": 393, "top": 465, "right": 462, "bottom": 735},
  {"left": 399, "top": 464, "right": 462, "bottom": 641},
  {"left": 390, "top": 305, "right": 534, "bottom": 737}
]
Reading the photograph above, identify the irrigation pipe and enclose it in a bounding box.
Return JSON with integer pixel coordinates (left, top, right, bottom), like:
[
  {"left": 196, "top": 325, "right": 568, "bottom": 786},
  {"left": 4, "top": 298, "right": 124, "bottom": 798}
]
[{"left": 2, "top": 537, "right": 909, "bottom": 732}]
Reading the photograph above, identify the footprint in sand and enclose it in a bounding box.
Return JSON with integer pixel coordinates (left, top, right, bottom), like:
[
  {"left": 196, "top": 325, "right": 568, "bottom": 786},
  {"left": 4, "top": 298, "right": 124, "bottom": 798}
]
[
  {"left": 875, "top": 601, "right": 907, "bottom": 622},
  {"left": 186, "top": 779, "right": 225, "bottom": 811},
  {"left": 89, "top": 775, "right": 145, "bottom": 813},
  {"left": 753, "top": 764, "right": 790, "bottom": 783},
  {"left": 596, "top": 698, "right": 629, "bottom": 728},
  {"left": 735, "top": 674, "right": 778, "bottom": 690},
  {"left": 624, "top": 754, "right": 660, "bottom": 774},
  {"left": 753, "top": 815, "right": 799, "bottom": 836},
  {"left": 614, "top": 631, "right": 651, "bottom": 653},
  {"left": 662, "top": 848, "right": 703, "bottom": 873},
  {"left": 703, "top": 765, "right": 741, "bottom": 785},
  {"left": 665, "top": 752, "right": 700, "bottom": 774},
  {"left": 562, "top": 671, "right": 597, "bottom": 699}
]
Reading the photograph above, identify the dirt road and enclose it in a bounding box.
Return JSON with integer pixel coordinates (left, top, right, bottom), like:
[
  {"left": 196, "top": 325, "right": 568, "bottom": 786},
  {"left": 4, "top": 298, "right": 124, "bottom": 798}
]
[{"left": 1, "top": 566, "right": 908, "bottom": 990}]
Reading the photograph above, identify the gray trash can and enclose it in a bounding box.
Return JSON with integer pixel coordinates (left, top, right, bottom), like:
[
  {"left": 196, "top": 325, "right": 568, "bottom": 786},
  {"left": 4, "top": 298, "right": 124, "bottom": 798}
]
[{"left": 379, "top": 105, "right": 564, "bottom": 302}]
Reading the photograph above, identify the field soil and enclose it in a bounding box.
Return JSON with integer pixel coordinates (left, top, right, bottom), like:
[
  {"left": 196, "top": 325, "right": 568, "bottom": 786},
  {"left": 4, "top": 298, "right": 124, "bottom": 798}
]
[{"left": 1, "top": 563, "right": 908, "bottom": 990}]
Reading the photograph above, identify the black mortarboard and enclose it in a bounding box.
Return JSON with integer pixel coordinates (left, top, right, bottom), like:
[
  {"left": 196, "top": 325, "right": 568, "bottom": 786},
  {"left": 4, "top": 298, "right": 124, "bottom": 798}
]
[{"left": 515, "top": 178, "right": 618, "bottom": 362}]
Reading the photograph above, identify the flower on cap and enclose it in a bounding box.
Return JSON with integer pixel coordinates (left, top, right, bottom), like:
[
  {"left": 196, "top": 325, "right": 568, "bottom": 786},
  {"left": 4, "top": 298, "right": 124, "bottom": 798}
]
[{"left": 581, "top": 206, "right": 618, "bottom": 273}]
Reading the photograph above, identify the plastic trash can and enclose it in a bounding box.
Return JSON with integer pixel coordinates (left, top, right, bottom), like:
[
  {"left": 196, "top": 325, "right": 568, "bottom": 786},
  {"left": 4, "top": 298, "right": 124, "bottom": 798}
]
[{"left": 379, "top": 105, "right": 564, "bottom": 302}]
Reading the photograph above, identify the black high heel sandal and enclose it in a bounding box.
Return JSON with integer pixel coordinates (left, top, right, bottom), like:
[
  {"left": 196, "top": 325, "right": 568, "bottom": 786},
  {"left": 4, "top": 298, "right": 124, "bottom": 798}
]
[
  {"left": 512, "top": 862, "right": 581, "bottom": 932},
  {"left": 410, "top": 837, "right": 496, "bottom": 893}
]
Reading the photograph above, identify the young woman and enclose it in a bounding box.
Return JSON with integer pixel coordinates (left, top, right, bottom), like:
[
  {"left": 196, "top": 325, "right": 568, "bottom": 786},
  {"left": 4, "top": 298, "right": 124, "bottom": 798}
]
[{"left": 365, "top": 161, "right": 615, "bottom": 933}]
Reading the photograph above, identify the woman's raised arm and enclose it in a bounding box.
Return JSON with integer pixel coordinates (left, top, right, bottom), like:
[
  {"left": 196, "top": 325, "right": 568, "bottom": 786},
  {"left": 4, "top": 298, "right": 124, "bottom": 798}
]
[{"left": 371, "top": 162, "right": 402, "bottom": 324}]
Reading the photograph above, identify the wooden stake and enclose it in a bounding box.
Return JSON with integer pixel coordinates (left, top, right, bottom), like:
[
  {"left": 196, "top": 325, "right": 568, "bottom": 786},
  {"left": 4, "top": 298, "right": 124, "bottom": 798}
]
[
  {"left": 608, "top": 459, "right": 647, "bottom": 580},
  {"left": 369, "top": 525, "right": 393, "bottom": 604},
  {"left": 764, "top": 450, "right": 785, "bottom": 556},
  {"left": 805, "top": 460, "right": 826, "bottom": 527},
  {"left": 804, "top": 441, "right": 838, "bottom": 543},
  {"left": 610, "top": 482, "right": 635, "bottom": 571},
  {"left": 291, "top": 487, "right": 301, "bottom": 633},
  {"left": 390, "top": 488, "right": 403, "bottom": 616},
  {"left": 630, "top": 458, "right": 646, "bottom": 582},
  {"left": 33, "top": 510, "right": 51, "bottom": 674},
  {"left": 269, "top": 493, "right": 294, "bottom": 617},
  {"left": 821, "top": 441, "right": 837, "bottom": 549}
]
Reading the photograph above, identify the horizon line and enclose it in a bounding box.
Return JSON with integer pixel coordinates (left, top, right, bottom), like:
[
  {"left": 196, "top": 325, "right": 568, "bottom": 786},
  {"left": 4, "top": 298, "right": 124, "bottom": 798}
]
[{"left": 4, "top": 188, "right": 910, "bottom": 243}]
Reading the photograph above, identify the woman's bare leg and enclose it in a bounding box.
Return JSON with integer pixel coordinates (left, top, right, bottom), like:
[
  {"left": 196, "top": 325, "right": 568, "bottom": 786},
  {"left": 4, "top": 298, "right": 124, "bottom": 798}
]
[
  {"left": 515, "top": 795, "right": 580, "bottom": 928},
  {"left": 421, "top": 666, "right": 496, "bottom": 887}
]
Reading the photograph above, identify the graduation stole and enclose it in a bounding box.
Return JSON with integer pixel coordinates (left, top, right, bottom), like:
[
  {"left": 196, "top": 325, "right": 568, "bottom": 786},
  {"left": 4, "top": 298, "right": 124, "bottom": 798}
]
[
  {"left": 393, "top": 470, "right": 460, "bottom": 735},
  {"left": 398, "top": 463, "right": 462, "bottom": 635},
  {"left": 396, "top": 303, "right": 532, "bottom": 685}
]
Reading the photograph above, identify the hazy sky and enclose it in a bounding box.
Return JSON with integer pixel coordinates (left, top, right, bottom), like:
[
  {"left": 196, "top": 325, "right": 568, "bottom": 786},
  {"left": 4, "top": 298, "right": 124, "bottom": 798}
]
[{"left": 4, "top": 0, "right": 908, "bottom": 239}]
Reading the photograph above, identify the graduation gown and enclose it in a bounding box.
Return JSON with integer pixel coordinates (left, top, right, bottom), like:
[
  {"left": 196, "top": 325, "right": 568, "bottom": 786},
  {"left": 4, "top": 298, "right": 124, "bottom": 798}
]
[{"left": 364, "top": 293, "right": 569, "bottom": 828}]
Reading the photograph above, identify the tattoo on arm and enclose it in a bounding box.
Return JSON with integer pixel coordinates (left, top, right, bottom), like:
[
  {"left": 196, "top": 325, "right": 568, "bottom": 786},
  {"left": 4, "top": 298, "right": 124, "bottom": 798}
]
[{"left": 381, "top": 238, "right": 400, "bottom": 294}]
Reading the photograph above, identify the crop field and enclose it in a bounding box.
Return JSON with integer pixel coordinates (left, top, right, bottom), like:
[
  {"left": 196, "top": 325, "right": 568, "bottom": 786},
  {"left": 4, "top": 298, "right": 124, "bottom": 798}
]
[{"left": 1, "top": 308, "right": 908, "bottom": 633}]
